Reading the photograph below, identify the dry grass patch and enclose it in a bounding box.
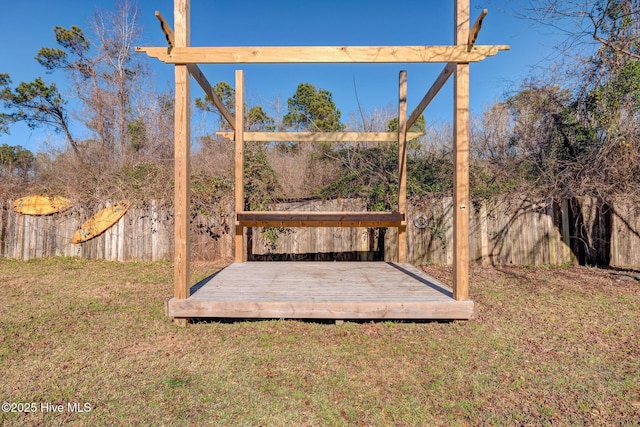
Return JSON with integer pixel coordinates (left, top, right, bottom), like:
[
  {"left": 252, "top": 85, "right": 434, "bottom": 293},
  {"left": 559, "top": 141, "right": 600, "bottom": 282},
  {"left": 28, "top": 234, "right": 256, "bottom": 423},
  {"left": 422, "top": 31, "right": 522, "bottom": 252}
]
[{"left": 1, "top": 258, "right": 639, "bottom": 426}]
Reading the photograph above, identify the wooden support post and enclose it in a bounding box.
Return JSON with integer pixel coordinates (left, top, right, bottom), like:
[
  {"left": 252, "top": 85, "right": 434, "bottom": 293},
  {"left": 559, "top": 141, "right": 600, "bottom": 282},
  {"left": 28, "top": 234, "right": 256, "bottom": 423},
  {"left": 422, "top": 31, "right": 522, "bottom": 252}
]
[
  {"left": 453, "top": 0, "right": 470, "bottom": 301},
  {"left": 398, "top": 70, "right": 408, "bottom": 264},
  {"left": 173, "top": 0, "right": 190, "bottom": 326},
  {"left": 234, "top": 70, "right": 245, "bottom": 262}
]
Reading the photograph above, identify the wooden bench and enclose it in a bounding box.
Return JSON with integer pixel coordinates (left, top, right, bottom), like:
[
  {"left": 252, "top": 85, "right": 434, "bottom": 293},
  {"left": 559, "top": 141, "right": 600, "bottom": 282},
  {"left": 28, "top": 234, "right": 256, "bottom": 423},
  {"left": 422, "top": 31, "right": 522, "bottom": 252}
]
[{"left": 236, "top": 211, "right": 405, "bottom": 227}]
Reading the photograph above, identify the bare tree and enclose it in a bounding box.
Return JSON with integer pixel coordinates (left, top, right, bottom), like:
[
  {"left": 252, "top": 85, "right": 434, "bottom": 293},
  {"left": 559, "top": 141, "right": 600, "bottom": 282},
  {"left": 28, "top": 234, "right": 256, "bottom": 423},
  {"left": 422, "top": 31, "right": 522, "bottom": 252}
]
[
  {"left": 476, "top": 1, "right": 640, "bottom": 199},
  {"left": 36, "top": 0, "right": 145, "bottom": 167},
  {"left": 90, "top": 0, "right": 145, "bottom": 165},
  {"left": 525, "top": 1, "right": 639, "bottom": 57}
]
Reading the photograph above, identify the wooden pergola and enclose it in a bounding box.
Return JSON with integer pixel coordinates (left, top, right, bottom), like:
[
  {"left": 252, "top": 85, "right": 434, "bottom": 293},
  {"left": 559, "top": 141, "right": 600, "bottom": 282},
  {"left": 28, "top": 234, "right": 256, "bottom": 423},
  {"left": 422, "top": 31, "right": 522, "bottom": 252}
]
[{"left": 137, "top": 0, "right": 508, "bottom": 325}]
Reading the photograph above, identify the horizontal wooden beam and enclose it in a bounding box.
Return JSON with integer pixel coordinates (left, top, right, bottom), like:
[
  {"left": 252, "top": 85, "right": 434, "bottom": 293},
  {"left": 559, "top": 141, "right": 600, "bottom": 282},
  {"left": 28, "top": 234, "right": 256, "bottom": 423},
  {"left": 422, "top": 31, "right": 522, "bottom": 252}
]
[
  {"left": 407, "top": 63, "right": 455, "bottom": 129},
  {"left": 217, "top": 131, "right": 423, "bottom": 142},
  {"left": 237, "top": 211, "right": 405, "bottom": 227},
  {"left": 167, "top": 297, "right": 475, "bottom": 319},
  {"left": 136, "top": 45, "right": 509, "bottom": 64},
  {"left": 154, "top": 11, "right": 235, "bottom": 129},
  {"left": 468, "top": 9, "right": 488, "bottom": 50}
]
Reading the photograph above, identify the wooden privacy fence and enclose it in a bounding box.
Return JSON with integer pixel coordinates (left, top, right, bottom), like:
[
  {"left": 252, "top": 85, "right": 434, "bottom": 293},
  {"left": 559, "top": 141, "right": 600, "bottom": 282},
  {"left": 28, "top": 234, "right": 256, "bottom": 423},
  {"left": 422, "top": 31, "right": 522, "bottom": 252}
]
[
  {"left": 2, "top": 197, "right": 640, "bottom": 267},
  {"left": 0, "top": 200, "right": 174, "bottom": 262}
]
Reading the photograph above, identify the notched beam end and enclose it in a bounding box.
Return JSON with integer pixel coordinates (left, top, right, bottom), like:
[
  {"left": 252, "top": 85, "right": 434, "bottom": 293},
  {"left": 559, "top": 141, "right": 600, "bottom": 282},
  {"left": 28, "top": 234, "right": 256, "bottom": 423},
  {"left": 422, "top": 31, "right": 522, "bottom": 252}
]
[
  {"left": 134, "top": 46, "right": 169, "bottom": 58},
  {"left": 471, "top": 45, "right": 510, "bottom": 58}
]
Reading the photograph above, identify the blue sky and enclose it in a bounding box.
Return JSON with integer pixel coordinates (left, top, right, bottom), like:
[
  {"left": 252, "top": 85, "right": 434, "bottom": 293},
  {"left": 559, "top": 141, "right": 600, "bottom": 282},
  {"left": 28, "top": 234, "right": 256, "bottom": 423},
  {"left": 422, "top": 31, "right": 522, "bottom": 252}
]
[{"left": 1, "top": 0, "right": 562, "bottom": 153}]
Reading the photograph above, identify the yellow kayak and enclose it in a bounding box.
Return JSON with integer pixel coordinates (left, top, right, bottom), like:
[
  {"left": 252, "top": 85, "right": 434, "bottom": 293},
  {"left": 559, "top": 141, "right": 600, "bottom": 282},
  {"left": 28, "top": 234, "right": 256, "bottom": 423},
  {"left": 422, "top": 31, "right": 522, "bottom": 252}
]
[
  {"left": 13, "top": 195, "right": 73, "bottom": 215},
  {"left": 71, "top": 201, "right": 130, "bottom": 243}
]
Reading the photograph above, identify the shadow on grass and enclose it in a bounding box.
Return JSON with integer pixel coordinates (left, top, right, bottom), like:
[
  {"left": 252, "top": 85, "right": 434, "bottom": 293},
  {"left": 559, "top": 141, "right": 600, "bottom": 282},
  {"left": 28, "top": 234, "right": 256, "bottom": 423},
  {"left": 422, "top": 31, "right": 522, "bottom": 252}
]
[{"left": 188, "top": 317, "right": 454, "bottom": 325}]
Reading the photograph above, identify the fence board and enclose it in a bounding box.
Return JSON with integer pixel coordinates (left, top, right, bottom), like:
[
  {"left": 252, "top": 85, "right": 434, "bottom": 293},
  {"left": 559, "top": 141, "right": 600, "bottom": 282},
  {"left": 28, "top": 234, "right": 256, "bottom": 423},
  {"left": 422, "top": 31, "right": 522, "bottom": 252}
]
[{"left": 611, "top": 199, "right": 640, "bottom": 267}]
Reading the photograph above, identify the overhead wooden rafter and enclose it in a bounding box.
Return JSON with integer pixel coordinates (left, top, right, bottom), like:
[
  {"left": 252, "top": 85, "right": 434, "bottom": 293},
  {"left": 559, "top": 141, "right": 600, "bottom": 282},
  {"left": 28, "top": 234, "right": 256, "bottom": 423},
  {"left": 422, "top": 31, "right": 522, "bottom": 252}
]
[
  {"left": 137, "top": 44, "right": 508, "bottom": 64},
  {"left": 217, "top": 131, "right": 423, "bottom": 142}
]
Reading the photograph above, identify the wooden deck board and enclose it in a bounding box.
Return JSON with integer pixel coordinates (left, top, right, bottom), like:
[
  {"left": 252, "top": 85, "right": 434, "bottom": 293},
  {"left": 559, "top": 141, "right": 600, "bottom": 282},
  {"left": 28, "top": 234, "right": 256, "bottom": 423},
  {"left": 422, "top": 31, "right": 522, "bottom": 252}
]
[{"left": 166, "top": 262, "right": 474, "bottom": 320}]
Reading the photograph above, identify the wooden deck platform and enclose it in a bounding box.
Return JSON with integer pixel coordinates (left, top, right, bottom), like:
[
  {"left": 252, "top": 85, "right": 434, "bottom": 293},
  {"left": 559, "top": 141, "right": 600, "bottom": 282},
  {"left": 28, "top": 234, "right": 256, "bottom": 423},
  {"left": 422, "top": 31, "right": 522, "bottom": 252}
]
[{"left": 166, "top": 262, "right": 474, "bottom": 320}]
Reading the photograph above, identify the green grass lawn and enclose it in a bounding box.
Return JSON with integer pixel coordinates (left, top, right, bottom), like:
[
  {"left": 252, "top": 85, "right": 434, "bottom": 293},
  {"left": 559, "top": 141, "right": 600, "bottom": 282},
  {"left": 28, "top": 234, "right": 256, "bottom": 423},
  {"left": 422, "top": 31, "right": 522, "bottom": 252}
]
[{"left": 1, "top": 257, "right": 639, "bottom": 426}]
